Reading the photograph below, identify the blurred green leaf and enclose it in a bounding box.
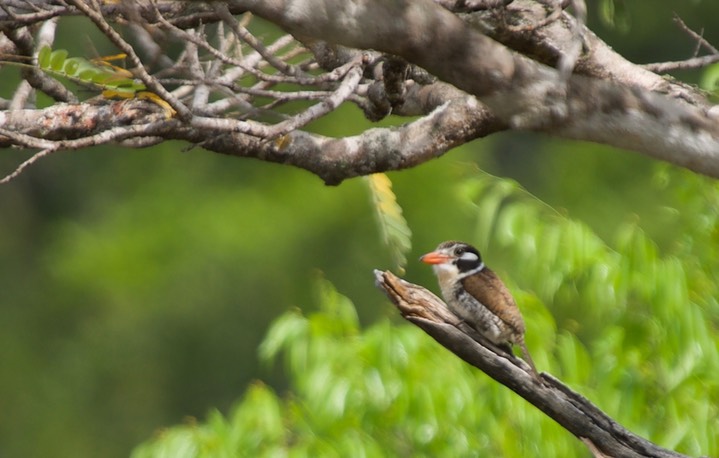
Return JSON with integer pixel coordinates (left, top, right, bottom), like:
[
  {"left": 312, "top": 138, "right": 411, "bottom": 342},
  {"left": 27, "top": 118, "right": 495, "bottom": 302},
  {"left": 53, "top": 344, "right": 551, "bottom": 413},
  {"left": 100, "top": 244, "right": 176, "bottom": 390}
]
[
  {"left": 555, "top": 332, "right": 591, "bottom": 383},
  {"left": 599, "top": 0, "right": 631, "bottom": 32},
  {"left": 258, "top": 309, "right": 308, "bottom": 364},
  {"left": 131, "top": 426, "right": 199, "bottom": 458},
  {"left": 315, "top": 275, "right": 360, "bottom": 333},
  {"left": 700, "top": 63, "right": 719, "bottom": 94}
]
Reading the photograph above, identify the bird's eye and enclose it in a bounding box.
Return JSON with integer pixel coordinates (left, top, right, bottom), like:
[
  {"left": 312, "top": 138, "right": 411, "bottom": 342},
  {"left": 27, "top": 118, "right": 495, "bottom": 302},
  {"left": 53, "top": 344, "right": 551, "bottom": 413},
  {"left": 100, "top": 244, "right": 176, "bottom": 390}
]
[{"left": 454, "top": 247, "right": 465, "bottom": 256}]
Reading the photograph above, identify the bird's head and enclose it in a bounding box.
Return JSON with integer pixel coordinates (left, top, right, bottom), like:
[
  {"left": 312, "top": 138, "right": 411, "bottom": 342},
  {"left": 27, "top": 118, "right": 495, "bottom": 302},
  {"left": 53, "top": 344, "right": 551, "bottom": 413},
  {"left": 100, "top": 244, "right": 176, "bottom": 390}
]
[{"left": 420, "top": 240, "right": 484, "bottom": 278}]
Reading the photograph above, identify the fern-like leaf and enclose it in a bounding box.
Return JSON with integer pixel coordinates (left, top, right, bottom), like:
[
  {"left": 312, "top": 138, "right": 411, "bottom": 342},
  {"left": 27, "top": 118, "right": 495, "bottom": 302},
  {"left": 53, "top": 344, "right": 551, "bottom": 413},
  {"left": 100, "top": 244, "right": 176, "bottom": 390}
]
[
  {"left": 34, "top": 46, "right": 174, "bottom": 117},
  {"left": 37, "top": 45, "right": 145, "bottom": 94},
  {"left": 365, "top": 173, "right": 412, "bottom": 274}
]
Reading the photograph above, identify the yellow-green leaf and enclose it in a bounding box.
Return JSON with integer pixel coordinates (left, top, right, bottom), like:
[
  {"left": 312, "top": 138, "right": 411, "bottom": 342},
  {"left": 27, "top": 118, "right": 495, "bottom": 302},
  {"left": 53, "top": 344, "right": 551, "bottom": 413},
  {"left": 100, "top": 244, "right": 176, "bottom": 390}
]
[{"left": 365, "top": 173, "right": 412, "bottom": 274}]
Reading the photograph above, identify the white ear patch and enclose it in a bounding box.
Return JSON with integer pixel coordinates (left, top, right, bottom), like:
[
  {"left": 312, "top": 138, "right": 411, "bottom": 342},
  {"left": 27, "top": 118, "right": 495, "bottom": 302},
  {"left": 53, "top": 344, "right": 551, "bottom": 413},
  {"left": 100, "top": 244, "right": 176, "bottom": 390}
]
[{"left": 459, "top": 251, "right": 479, "bottom": 262}]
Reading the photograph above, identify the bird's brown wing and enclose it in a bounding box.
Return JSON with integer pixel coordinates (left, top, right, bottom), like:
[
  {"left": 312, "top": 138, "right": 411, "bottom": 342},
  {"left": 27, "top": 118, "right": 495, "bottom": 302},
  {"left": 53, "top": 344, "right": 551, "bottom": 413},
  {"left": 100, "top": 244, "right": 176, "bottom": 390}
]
[{"left": 460, "top": 268, "right": 526, "bottom": 336}]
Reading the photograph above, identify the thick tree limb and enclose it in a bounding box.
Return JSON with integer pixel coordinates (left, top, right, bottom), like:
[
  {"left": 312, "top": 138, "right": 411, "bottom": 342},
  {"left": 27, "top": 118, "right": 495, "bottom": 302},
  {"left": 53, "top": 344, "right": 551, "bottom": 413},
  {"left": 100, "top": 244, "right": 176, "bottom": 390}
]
[
  {"left": 231, "top": 0, "right": 719, "bottom": 177},
  {"left": 0, "top": 95, "right": 497, "bottom": 185},
  {"left": 373, "top": 270, "right": 689, "bottom": 458},
  {"left": 190, "top": 95, "right": 500, "bottom": 185},
  {"left": 2, "top": 0, "right": 719, "bottom": 184}
]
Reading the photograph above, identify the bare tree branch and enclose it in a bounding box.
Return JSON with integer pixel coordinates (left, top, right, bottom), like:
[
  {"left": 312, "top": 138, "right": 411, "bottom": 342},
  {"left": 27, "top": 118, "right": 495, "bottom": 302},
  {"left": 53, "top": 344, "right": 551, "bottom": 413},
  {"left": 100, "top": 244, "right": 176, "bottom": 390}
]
[
  {"left": 373, "top": 270, "right": 689, "bottom": 458},
  {"left": 192, "top": 95, "right": 500, "bottom": 185},
  {"left": 0, "top": 92, "right": 496, "bottom": 185},
  {"left": 235, "top": 0, "right": 719, "bottom": 177},
  {"left": 642, "top": 55, "right": 719, "bottom": 73},
  {"left": 643, "top": 14, "right": 719, "bottom": 73},
  {"left": 2, "top": 0, "right": 719, "bottom": 184},
  {"left": 672, "top": 13, "right": 718, "bottom": 55}
]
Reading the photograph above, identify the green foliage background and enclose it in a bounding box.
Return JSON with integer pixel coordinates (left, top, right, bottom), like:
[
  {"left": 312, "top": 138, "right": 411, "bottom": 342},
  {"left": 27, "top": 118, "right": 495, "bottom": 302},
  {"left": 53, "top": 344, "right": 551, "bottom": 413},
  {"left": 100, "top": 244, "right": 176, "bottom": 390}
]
[{"left": 1, "top": 1, "right": 719, "bottom": 457}]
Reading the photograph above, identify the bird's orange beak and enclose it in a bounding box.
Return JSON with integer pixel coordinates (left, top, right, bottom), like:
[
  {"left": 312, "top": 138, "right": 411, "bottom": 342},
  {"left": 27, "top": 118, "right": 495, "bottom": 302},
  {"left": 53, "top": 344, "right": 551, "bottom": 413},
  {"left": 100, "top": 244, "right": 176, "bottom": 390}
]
[{"left": 420, "top": 251, "right": 451, "bottom": 265}]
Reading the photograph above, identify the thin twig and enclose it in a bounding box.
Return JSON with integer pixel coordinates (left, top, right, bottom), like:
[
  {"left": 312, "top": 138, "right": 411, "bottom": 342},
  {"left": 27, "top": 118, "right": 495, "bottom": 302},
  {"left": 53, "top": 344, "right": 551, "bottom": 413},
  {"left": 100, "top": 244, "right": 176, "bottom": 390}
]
[
  {"left": 159, "top": 78, "right": 337, "bottom": 101},
  {"left": 190, "top": 64, "right": 362, "bottom": 139},
  {"left": 152, "top": 5, "right": 341, "bottom": 87},
  {"left": 644, "top": 15, "right": 719, "bottom": 72},
  {"left": 258, "top": 61, "right": 364, "bottom": 139},
  {"left": 0, "top": 4, "right": 65, "bottom": 27},
  {"left": 216, "top": 4, "right": 304, "bottom": 77},
  {"left": 0, "top": 147, "right": 55, "bottom": 184},
  {"left": 643, "top": 54, "right": 719, "bottom": 73},
  {"left": 0, "top": 120, "right": 172, "bottom": 183},
  {"left": 673, "top": 13, "right": 719, "bottom": 55}
]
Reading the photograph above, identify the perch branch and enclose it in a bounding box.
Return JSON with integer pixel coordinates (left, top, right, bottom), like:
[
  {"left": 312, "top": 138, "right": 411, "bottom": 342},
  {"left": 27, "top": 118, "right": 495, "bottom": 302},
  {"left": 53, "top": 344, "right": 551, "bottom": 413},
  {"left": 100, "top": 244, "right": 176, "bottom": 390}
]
[{"left": 373, "top": 270, "right": 689, "bottom": 458}]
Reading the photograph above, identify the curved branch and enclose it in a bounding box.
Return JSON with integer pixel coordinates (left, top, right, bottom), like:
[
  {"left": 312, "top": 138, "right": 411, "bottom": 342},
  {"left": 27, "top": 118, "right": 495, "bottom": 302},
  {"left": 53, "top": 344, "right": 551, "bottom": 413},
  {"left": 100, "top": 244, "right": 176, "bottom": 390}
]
[
  {"left": 188, "top": 95, "right": 500, "bottom": 185},
  {"left": 236, "top": 0, "right": 719, "bottom": 178},
  {"left": 0, "top": 95, "right": 497, "bottom": 185},
  {"left": 3, "top": 0, "right": 719, "bottom": 183},
  {"left": 373, "top": 270, "right": 688, "bottom": 458}
]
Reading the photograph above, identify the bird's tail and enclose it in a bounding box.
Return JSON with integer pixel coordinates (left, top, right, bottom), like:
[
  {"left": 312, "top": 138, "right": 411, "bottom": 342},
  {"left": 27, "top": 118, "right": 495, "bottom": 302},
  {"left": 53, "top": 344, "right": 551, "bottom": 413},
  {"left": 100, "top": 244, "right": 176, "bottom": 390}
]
[{"left": 518, "top": 338, "right": 542, "bottom": 384}]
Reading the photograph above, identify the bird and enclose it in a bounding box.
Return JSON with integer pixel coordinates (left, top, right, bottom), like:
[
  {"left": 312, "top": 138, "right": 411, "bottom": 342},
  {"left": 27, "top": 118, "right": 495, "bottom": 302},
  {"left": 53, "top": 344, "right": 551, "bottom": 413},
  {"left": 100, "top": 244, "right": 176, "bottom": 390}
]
[{"left": 420, "top": 240, "right": 540, "bottom": 381}]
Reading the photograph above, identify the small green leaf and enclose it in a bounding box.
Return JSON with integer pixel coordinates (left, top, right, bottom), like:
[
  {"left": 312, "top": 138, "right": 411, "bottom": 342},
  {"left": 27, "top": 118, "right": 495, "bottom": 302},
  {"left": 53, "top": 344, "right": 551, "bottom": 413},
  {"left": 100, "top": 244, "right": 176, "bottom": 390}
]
[
  {"left": 315, "top": 275, "right": 359, "bottom": 332},
  {"left": 258, "top": 309, "right": 308, "bottom": 364},
  {"left": 599, "top": 0, "right": 615, "bottom": 27},
  {"left": 37, "top": 45, "right": 52, "bottom": 69},
  {"left": 472, "top": 177, "right": 517, "bottom": 250},
  {"left": 556, "top": 332, "right": 590, "bottom": 382},
  {"left": 599, "top": 0, "right": 630, "bottom": 32},
  {"left": 700, "top": 63, "right": 719, "bottom": 94},
  {"left": 49, "top": 48, "right": 68, "bottom": 71},
  {"left": 62, "top": 57, "right": 81, "bottom": 76}
]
